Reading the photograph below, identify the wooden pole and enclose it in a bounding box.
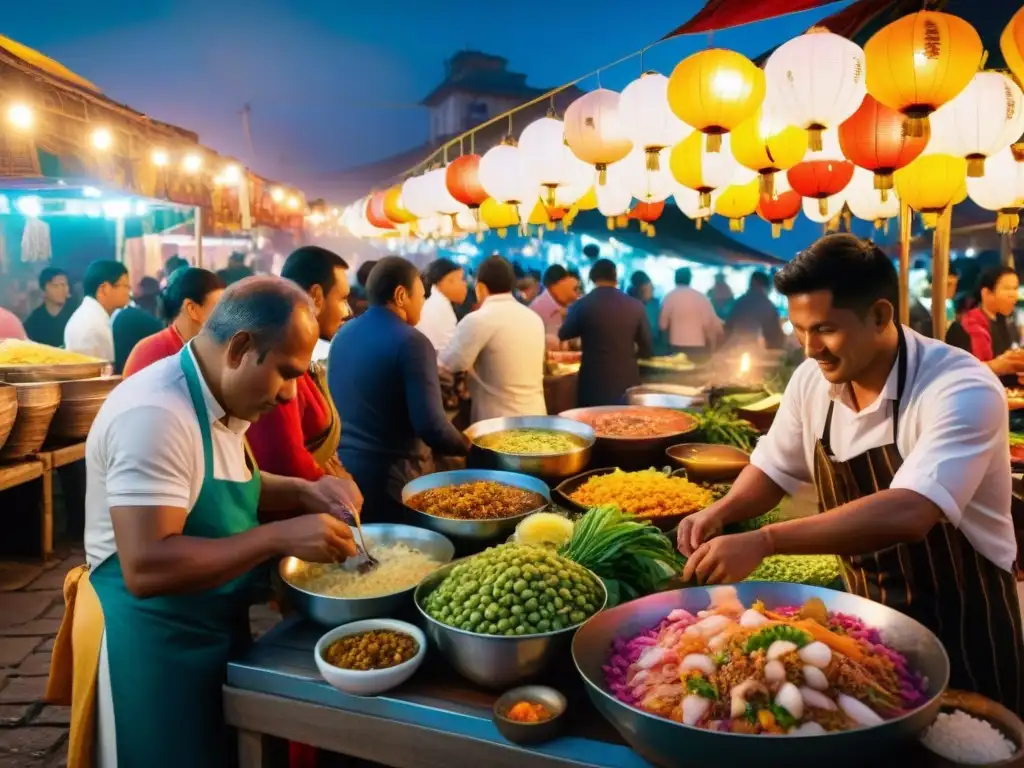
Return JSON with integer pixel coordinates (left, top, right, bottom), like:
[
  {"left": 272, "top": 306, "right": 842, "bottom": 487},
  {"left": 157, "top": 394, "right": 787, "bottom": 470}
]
[
  {"left": 1002, "top": 231, "right": 1015, "bottom": 270},
  {"left": 194, "top": 207, "right": 204, "bottom": 268},
  {"left": 898, "top": 201, "right": 911, "bottom": 327},
  {"left": 931, "top": 206, "right": 952, "bottom": 341}
]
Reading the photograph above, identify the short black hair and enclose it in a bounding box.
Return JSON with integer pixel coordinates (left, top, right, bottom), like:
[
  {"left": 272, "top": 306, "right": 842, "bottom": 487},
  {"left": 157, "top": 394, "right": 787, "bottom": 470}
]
[
  {"left": 366, "top": 256, "right": 420, "bottom": 307},
  {"left": 162, "top": 268, "right": 226, "bottom": 321},
  {"left": 590, "top": 258, "right": 617, "bottom": 284},
  {"left": 542, "top": 264, "right": 569, "bottom": 289},
  {"left": 976, "top": 265, "right": 1017, "bottom": 297},
  {"left": 356, "top": 260, "right": 378, "bottom": 287},
  {"left": 630, "top": 270, "right": 652, "bottom": 289},
  {"left": 675, "top": 267, "right": 693, "bottom": 286},
  {"left": 774, "top": 233, "right": 898, "bottom": 316},
  {"left": 281, "top": 246, "right": 349, "bottom": 294},
  {"left": 83, "top": 260, "right": 128, "bottom": 298},
  {"left": 38, "top": 267, "right": 67, "bottom": 290},
  {"left": 137, "top": 276, "right": 161, "bottom": 297},
  {"left": 165, "top": 255, "right": 188, "bottom": 275},
  {"left": 424, "top": 258, "right": 461, "bottom": 290},
  {"left": 582, "top": 243, "right": 600, "bottom": 260},
  {"left": 477, "top": 255, "right": 515, "bottom": 294},
  {"left": 749, "top": 271, "right": 770, "bottom": 290}
]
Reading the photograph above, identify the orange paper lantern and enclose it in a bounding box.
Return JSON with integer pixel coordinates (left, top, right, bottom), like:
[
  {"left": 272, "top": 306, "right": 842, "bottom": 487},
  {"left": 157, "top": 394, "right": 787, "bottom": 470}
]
[
  {"left": 446, "top": 155, "right": 488, "bottom": 209},
  {"left": 628, "top": 200, "right": 664, "bottom": 237},
  {"left": 365, "top": 191, "right": 395, "bottom": 230},
  {"left": 756, "top": 189, "right": 802, "bottom": 238},
  {"left": 1002, "top": 6, "right": 1024, "bottom": 88},
  {"left": 787, "top": 157, "right": 854, "bottom": 217}
]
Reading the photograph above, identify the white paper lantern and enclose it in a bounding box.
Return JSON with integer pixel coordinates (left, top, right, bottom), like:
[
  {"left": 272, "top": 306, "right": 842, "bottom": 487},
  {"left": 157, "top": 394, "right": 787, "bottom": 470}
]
[
  {"left": 619, "top": 72, "right": 690, "bottom": 171},
  {"left": 617, "top": 146, "right": 676, "bottom": 203},
  {"left": 764, "top": 28, "right": 866, "bottom": 152},
  {"left": 564, "top": 88, "right": 634, "bottom": 183},
  {"left": 421, "top": 167, "right": 468, "bottom": 217},
  {"left": 454, "top": 209, "right": 484, "bottom": 234},
  {"left": 595, "top": 167, "right": 633, "bottom": 219},
  {"left": 673, "top": 186, "right": 717, "bottom": 223},
  {"left": 845, "top": 166, "right": 900, "bottom": 229},
  {"left": 518, "top": 116, "right": 592, "bottom": 206},
  {"left": 802, "top": 192, "right": 846, "bottom": 224},
  {"left": 929, "top": 71, "right": 1024, "bottom": 177},
  {"left": 401, "top": 174, "right": 436, "bottom": 219},
  {"left": 967, "top": 145, "right": 1024, "bottom": 232},
  {"left": 553, "top": 178, "right": 590, "bottom": 207},
  {"left": 478, "top": 142, "right": 536, "bottom": 205}
]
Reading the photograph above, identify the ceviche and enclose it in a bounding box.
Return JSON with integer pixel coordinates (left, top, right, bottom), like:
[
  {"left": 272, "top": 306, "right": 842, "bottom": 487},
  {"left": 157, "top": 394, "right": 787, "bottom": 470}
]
[{"left": 603, "top": 587, "right": 928, "bottom": 735}]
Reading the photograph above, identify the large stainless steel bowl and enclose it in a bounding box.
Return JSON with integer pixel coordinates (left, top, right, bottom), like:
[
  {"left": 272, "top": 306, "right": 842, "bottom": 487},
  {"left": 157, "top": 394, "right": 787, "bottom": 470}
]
[
  {"left": 572, "top": 583, "right": 949, "bottom": 768},
  {"left": 560, "top": 405, "right": 699, "bottom": 471},
  {"left": 414, "top": 559, "right": 608, "bottom": 689},
  {"left": 280, "top": 524, "right": 455, "bottom": 626},
  {"left": 626, "top": 386, "right": 705, "bottom": 411},
  {"left": 401, "top": 469, "right": 551, "bottom": 542},
  {"left": 465, "top": 415, "right": 595, "bottom": 481}
]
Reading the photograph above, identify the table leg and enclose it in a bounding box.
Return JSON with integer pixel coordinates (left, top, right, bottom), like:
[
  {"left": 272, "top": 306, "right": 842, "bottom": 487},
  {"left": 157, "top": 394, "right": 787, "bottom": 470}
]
[
  {"left": 40, "top": 467, "right": 53, "bottom": 557},
  {"left": 238, "top": 729, "right": 288, "bottom": 768}
]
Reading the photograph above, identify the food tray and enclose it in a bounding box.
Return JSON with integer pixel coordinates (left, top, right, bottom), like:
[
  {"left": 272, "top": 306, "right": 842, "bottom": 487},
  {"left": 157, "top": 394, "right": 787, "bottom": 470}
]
[
  {"left": 1, "top": 382, "right": 61, "bottom": 461},
  {"left": 49, "top": 376, "right": 121, "bottom": 441}
]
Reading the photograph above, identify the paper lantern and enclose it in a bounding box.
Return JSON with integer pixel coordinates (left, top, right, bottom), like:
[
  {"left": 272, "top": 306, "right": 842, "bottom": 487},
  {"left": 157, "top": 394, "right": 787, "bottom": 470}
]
[
  {"left": 669, "top": 131, "right": 740, "bottom": 208},
  {"left": 1002, "top": 6, "right": 1024, "bottom": 87},
  {"left": 894, "top": 152, "right": 968, "bottom": 227},
  {"left": 382, "top": 185, "right": 416, "bottom": 226},
  {"left": 802, "top": 194, "right": 846, "bottom": 227},
  {"left": 518, "top": 115, "right": 592, "bottom": 205},
  {"left": 366, "top": 191, "right": 395, "bottom": 230},
  {"left": 764, "top": 28, "right": 866, "bottom": 152},
  {"left": 967, "top": 145, "right": 1024, "bottom": 234},
  {"left": 478, "top": 141, "right": 536, "bottom": 205},
  {"left": 454, "top": 209, "right": 484, "bottom": 235},
  {"left": 619, "top": 72, "right": 689, "bottom": 171},
  {"left": 786, "top": 131, "right": 854, "bottom": 217},
  {"left": 628, "top": 200, "right": 664, "bottom": 236},
  {"left": 479, "top": 197, "right": 519, "bottom": 237},
  {"left": 617, "top": 146, "right": 676, "bottom": 203},
  {"left": 713, "top": 178, "right": 760, "bottom": 232},
  {"left": 845, "top": 166, "right": 900, "bottom": 231},
  {"left": 572, "top": 186, "right": 598, "bottom": 210},
  {"left": 595, "top": 173, "right": 633, "bottom": 229},
  {"left": 445, "top": 154, "right": 488, "bottom": 209},
  {"left": 674, "top": 186, "right": 717, "bottom": 228},
  {"left": 422, "top": 167, "right": 468, "bottom": 217},
  {"left": 838, "top": 93, "right": 930, "bottom": 199},
  {"left": 730, "top": 105, "right": 808, "bottom": 196},
  {"left": 400, "top": 174, "right": 435, "bottom": 219},
  {"left": 756, "top": 177, "right": 802, "bottom": 237},
  {"left": 668, "top": 49, "right": 765, "bottom": 153},
  {"left": 864, "top": 10, "right": 983, "bottom": 136},
  {"left": 564, "top": 89, "right": 633, "bottom": 183},
  {"left": 929, "top": 72, "right": 1024, "bottom": 177}
]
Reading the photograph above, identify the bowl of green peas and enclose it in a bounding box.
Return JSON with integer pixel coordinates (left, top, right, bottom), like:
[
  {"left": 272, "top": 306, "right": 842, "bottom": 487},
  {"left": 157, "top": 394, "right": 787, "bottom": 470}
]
[{"left": 414, "top": 543, "right": 608, "bottom": 688}]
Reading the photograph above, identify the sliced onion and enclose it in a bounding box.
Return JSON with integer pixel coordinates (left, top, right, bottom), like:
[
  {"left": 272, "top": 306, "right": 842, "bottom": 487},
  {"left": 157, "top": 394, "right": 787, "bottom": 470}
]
[
  {"left": 802, "top": 665, "right": 829, "bottom": 691},
  {"left": 764, "top": 659, "right": 787, "bottom": 685},
  {"left": 682, "top": 694, "right": 711, "bottom": 726},
  {"left": 800, "top": 686, "right": 837, "bottom": 711},
  {"left": 790, "top": 721, "right": 827, "bottom": 736},
  {"left": 838, "top": 693, "right": 884, "bottom": 726},
  {"left": 775, "top": 682, "right": 804, "bottom": 720},
  {"left": 739, "top": 608, "right": 769, "bottom": 628},
  {"left": 798, "top": 641, "right": 832, "bottom": 669},
  {"left": 766, "top": 640, "right": 798, "bottom": 661}
]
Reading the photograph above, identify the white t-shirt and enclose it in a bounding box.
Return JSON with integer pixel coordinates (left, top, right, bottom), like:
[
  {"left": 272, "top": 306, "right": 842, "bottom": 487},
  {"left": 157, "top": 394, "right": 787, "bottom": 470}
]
[
  {"left": 416, "top": 290, "right": 458, "bottom": 351},
  {"left": 84, "top": 345, "right": 252, "bottom": 569},
  {"left": 750, "top": 328, "right": 1016, "bottom": 571},
  {"left": 64, "top": 296, "right": 115, "bottom": 362}
]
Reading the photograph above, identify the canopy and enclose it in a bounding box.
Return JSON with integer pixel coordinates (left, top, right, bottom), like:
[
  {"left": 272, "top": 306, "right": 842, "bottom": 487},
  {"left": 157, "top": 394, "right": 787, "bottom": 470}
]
[{"left": 0, "top": 35, "right": 100, "bottom": 93}]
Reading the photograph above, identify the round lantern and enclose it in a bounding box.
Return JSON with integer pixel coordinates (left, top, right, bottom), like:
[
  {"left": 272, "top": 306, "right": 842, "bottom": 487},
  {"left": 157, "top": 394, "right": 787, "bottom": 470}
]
[
  {"left": 838, "top": 93, "right": 930, "bottom": 199},
  {"left": 479, "top": 197, "right": 519, "bottom": 237},
  {"left": 518, "top": 115, "right": 592, "bottom": 205},
  {"left": 674, "top": 186, "right": 717, "bottom": 228},
  {"left": 619, "top": 72, "right": 690, "bottom": 171},
  {"left": 803, "top": 193, "right": 846, "bottom": 227},
  {"left": 629, "top": 200, "right": 664, "bottom": 237},
  {"left": 894, "top": 152, "right": 968, "bottom": 227},
  {"left": 756, "top": 187, "right": 802, "bottom": 238},
  {"left": 764, "top": 28, "right": 866, "bottom": 152},
  {"left": 564, "top": 89, "right": 633, "bottom": 184},
  {"left": 445, "top": 155, "right": 488, "bottom": 209},
  {"left": 400, "top": 173, "right": 436, "bottom": 219},
  {"left": 595, "top": 172, "right": 633, "bottom": 229},
  {"left": 366, "top": 191, "right": 395, "bottom": 230},
  {"left": 670, "top": 130, "right": 740, "bottom": 208},
  {"left": 617, "top": 146, "right": 676, "bottom": 203},
  {"left": 713, "top": 178, "right": 760, "bottom": 232},
  {"left": 561, "top": 184, "right": 596, "bottom": 209},
  {"left": 383, "top": 185, "right": 416, "bottom": 226},
  {"left": 786, "top": 131, "right": 854, "bottom": 217},
  {"left": 845, "top": 166, "right": 900, "bottom": 231},
  {"left": 454, "top": 209, "right": 484, "bottom": 235},
  {"left": 668, "top": 49, "right": 764, "bottom": 153},
  {"left": 422, "top": 167, "right": 468, "bottom": 217},
  {"left": 864, "top": 10, "right": 983, "bottom": 136},
  {"left": 1002, "top": 6, "right": 1024, "bottom": 87},
  {"left": 478, "top": 141, "right": 536, "bottom": 205},
  {"left": 730, "top": 105, "right": 808, "bottom": 196},
  {"left": 967, "top": 145, "right": 1024, "bottom": 234},
  {"left": 928, "top": 71, "right": 1024, "bottom": 177}
]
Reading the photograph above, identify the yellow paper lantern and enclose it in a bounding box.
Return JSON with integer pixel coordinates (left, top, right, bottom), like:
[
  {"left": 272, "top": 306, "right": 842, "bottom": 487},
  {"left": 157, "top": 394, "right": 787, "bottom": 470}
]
[
  {"left": 1002, "top": 6, "right": 1024, "bottom": 88},
  {"left": 669, "top": 131, "right": 740, "bottom": 208},
  {"left": 382, "top": 186, "right": 416, "bottom": 225},
  {"left": 730, "top": 106, "right": 808, "bottom": 196},
  {"left": 864, "top": 10, "right": 983, "bottom": 137},
  {"left": 893, "top": 153, "right": 968, "bottom": 227},
  {"left": 667, "top": 49, "right": 765, "bottom": 153},
  {"left": 713, "top": 178, "right": 760, "bottom": 232},
  {"left": 574, "top": 187, "right": 598, "bottom": 211},
  {"left": 479, "top": 197, "right": 519, "bottom": 237}
]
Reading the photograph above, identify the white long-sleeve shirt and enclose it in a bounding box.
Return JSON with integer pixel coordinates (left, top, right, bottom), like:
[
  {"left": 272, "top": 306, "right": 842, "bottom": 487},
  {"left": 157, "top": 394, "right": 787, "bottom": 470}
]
[
  {"left": 64, "top": 296, "right": 114, "bottom": 361},
  {"left": 416, "top": 290, "right": 458, "bottom": 351},
  {"left": 439, "top": 294, "right": 547, "bottom": 421},
  {"left": 659, "top": 286, "right": 724, "bottom": 349}
]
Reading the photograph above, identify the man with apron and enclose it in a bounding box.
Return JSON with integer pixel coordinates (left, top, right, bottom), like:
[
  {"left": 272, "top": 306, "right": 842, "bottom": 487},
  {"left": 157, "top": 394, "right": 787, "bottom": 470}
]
[
  {"left": 56, "top": 276, "right": 359, "bottom": 767},
  {"left": 678, "top": 234, "right": 1023, "bottom": 715}
]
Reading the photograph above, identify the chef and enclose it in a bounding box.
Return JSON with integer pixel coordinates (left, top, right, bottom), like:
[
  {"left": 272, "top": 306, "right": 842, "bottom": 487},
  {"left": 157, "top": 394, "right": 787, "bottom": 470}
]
[
  {"left": 678, "top": 234, "right": 1022, "bottom": 715},
  {"left": 48, "top": 276, "right": 361, "bottom": 768}
]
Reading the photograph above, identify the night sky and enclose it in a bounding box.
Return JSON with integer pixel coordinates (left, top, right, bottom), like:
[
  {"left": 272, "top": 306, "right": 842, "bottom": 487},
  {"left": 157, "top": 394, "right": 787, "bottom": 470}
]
[{"left": 6, "top": 0, "right": 851, "bottom": 255}]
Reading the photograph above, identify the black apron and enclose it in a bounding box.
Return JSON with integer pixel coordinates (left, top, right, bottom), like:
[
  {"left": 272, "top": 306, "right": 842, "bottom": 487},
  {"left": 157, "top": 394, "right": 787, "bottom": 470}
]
[{"left": 813, "top": 328, "right": 1024, "bottom": 715}]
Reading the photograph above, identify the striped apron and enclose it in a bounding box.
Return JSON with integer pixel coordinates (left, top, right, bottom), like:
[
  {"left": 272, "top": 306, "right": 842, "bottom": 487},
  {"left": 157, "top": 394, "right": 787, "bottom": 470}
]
[{"left": 813, "top": 328, "right": 1024, "bottom": 716}]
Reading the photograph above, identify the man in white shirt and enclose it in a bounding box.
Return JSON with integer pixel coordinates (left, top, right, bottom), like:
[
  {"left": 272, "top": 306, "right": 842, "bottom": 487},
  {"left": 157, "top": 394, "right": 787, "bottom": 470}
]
[
  {"left": 415, "top": 258, "right": 467, "bottom": 351},
  {"left": 440, "top": 255, "right": 547, "bottom": 421},
  {"left": 678, "top": 234, "right": 1022, "bottom": 715},
  {"left": 64, "top": 260, "right": 131, "bottom": 361},
  {"left": 659, "top": 266, "right": 724, "bottom": 361}
]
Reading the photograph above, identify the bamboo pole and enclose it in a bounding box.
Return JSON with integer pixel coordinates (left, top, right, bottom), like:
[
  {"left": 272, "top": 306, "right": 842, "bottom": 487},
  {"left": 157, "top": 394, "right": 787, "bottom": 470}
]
[
  {"left": 1002, "top": 231, "right": 1015, "bottom": 270},
  {"left": 931, "top": 206, "right": 952, "bottom": 341},
  {"left": 898, "top": 201, "right": 911, "bottom": 327}
]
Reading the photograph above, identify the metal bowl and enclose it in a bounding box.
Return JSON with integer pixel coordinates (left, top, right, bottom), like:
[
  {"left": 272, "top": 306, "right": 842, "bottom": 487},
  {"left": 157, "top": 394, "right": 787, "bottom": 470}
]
[
  {"left": 572, "top": 583, "right": 949, "bottom": 768},
  {"left": 402, "top": 469, "right": 551, "bottom": 542},
  {"left": 465, "top": 415, "right": 595, "bottom": 481},
  {"left": 280, "top": 524, "right": 455, "bottom": 626},
  {"left": 626, "top": 386, "right": 706, "bottom": 411},
  {"left": 414, "top": 559, "right": 608, "bottom": 689},
  {"left": 553, "top": 467, "right": 690, "bottom": 533},
  {"left": 492, "top": 685, "right": 568, "bottom": 745},
  {"left": 560, "top": 405, "right": 699, "bottom": 471},
  {"left": 665, "top": 442, "right": 750, "bottom": 484}
]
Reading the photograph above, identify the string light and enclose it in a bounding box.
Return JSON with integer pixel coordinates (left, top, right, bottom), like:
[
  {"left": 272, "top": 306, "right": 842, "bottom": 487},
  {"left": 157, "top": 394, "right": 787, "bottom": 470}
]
[
  {"left": 7, "top": 103, "right": 33, "bottom": 131},
  {"left": 182, "top": 153, "right": 202, "bottom": 173},
  {"left": 151, "top": 148, "right": 169, "bottom": 167},
  {"left": 270, "top": 187, "right": 285, "bottom": 202},
  {"left": 287, "top": 195, "right": 300, "bottom": 209},
  {"left": 91, "top": 127, "right": 113, "bottom": 151},
  {"left": 15, "top": 196, "right": 42, "bottom": 217},
  {"left": 221, "top": 164, "right": 241, "bottom": 184}
]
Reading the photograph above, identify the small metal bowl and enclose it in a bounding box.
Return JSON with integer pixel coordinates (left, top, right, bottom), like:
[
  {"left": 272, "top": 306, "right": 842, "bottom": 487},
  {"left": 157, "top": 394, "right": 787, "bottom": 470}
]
[
  {"left": 666, "top": 442, "right": 750, "bottom": 483},
  {"left": 492, "top": 685, "right": 568, "bottom": 745},
  {"left": 920, "top": 689, "right": 1024, "bottom": 767},
  {"left": 465, "top": 415, "right": 595, "bottom": 481}
]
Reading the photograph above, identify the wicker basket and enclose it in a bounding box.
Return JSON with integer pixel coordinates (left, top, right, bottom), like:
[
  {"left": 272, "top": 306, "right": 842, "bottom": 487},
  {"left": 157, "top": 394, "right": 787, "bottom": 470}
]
[
  {"left": 50, "top": 376, "right": 121, "bottom": 441},
  {"left": 0, "top": 383, "right": 18, "bottom": 453},
  {"left": 1, "top": 382, "right": 61, "bottom": 461}
]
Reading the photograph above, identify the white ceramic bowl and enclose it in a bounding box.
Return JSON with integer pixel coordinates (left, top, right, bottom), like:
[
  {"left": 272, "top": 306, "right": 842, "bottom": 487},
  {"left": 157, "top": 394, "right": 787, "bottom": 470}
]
[{"left": 314, "top": 619, "right": 426, "bottom": 696}]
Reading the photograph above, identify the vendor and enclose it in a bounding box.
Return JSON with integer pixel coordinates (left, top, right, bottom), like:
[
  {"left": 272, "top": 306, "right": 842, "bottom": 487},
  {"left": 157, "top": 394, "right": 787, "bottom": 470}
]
[
  {"left": 53, "top": 276, "right": 360, "bottom": 768},
  {"left": 416, "top": 258, "right": 468, "bottom": 351},
  {"left": 530, "top": 264, "right": 579, "bottom": 350},
  {"left": 945, "top": 265, "right": 1024, "bottom": 386},
  {"left": 677, "top": 234, "right": 1022, "bottom": 714},
  {"left": 64, "top": 260, "right": 131, "bottom": 362}
]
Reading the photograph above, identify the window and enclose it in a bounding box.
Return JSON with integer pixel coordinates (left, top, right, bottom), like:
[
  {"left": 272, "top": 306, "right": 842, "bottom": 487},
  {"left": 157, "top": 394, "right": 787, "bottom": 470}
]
[{"left": 466, "top": 100, "right": 488, "bottom": 128}]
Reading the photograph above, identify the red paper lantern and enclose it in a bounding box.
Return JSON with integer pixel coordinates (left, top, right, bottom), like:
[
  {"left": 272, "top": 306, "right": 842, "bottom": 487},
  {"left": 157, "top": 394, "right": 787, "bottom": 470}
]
[
  {"left": 756, "top": 189, "right": 802, "bottom": 238},
  {"left": 787, "top": 159, "right": 854, "bottom": 216},
  {"left": 837, "top": 94, "right": 930, "bottom": 200},
  {"left": 446, "top": 155, "right": 488, "bottom": 208},
  {"left": 628, "top": 200, "right": 664, "bottom": 236},
  {"left": 366, "top": 192, "right": 395, "bottom": 230}
]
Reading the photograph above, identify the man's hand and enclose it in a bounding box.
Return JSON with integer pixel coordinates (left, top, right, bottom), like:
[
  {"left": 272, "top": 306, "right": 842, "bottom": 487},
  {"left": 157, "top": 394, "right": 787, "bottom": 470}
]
[
  {"left": 991, "top": 351, "right": 1024, "bottom": 376},
  {"left": 273, "top": 514, "right": 357, "bottom": 563},
  {"left": 676, "top": 504, "right": 726, "bottom": 556},
  {"left": 682, "top": 529, "right": 773, "bottom": 585},
  {"left": 298, "top": 476, "right": 364, "bottom": 521},
  {"left": 437, "top": 365, "right": 455, "bottom": 388}
]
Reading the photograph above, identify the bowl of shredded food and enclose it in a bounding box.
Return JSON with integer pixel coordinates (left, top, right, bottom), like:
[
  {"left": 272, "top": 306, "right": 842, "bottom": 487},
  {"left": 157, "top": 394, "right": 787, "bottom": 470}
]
[
  {"left": 466, "top": 416, "right": 595, "bottom": 480},
  {"left": 561, "top": 406, "right": 700, "bottom": 469},
  {"left": 573, "top": 583, "right": 949, "bottom": 767},
  {"left": 315, "top": 619, "right": 426, "bottom": 696},
  {"left": 281, "top": 524, "right": 455, "bottom": 626},
  {"left": 402, "top": 469, "right": 551, "bottom": 542}
]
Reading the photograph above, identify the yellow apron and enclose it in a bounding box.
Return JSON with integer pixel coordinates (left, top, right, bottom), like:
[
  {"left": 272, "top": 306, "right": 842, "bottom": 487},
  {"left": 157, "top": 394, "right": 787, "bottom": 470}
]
[{"left": 46, "top": 565, "right": 104, "bottom": 768}]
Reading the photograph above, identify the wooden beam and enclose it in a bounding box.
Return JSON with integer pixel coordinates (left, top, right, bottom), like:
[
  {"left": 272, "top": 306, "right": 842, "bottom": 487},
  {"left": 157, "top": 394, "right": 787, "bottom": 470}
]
[
  {"left": 931, "top": 207, "right": 953, "bottom": 341},
  {"left": 899, "top": 201, "right": 911, "bottom": 327}
]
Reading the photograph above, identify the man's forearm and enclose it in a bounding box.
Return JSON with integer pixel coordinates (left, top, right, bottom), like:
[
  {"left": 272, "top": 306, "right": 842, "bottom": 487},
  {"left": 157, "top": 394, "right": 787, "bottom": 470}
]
[
  {"left": 762, "top": 488, "right": 941, "bottom": 557},
  {"left": 711, "top": 464, "right": 787, "bottom": 525},
  {"left": 259, "top": 472, "right": 307, "bottom": 515}
]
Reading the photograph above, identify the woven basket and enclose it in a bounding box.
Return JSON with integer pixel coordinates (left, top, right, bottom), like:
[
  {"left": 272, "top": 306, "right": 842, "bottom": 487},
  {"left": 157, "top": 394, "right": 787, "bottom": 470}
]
[
  {"left": 0, "top": 383, "right": 18, "bottom": 453},
  {"left": 50, "top": 376, "right": 121, "bottom": 441},
  {"left": 1, "top": 382, "right": 61, "bottom": 461}
]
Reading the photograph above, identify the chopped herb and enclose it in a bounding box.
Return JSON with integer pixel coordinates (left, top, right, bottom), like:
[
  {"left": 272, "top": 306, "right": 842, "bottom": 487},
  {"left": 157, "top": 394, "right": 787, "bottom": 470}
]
[
  {"left": 686, "top": 676, "right": 718, "bottom": 700},
  {"left": 769, "top": 704, "right": 797, "bottom": 729},
  {"left": 744, "top": 624, "right": 812, "bottom": 653}
]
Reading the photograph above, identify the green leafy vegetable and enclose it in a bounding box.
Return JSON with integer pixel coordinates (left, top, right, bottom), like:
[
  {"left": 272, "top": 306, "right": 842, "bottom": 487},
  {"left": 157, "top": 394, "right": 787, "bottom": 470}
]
[
  {"left": 746, "top": 554, "right": 843, "bottom": 587},
  {"left": 686, "top": 403, "right": 759, "bottom": 452},
  {"left": 686, "top": 676, "right": 719, "bottom": 700},
  {"left": 769, "top": 703, "right": 797, "bottom": 729},
  {"left": 744, "top": 624, "right": 812, "bottom": 653}
]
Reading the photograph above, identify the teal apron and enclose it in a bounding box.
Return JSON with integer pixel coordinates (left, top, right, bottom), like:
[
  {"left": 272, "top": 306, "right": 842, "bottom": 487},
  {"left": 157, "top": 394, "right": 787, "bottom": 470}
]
[{"left": 91, "top": 349, "right": 263, "bottom": 767}]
